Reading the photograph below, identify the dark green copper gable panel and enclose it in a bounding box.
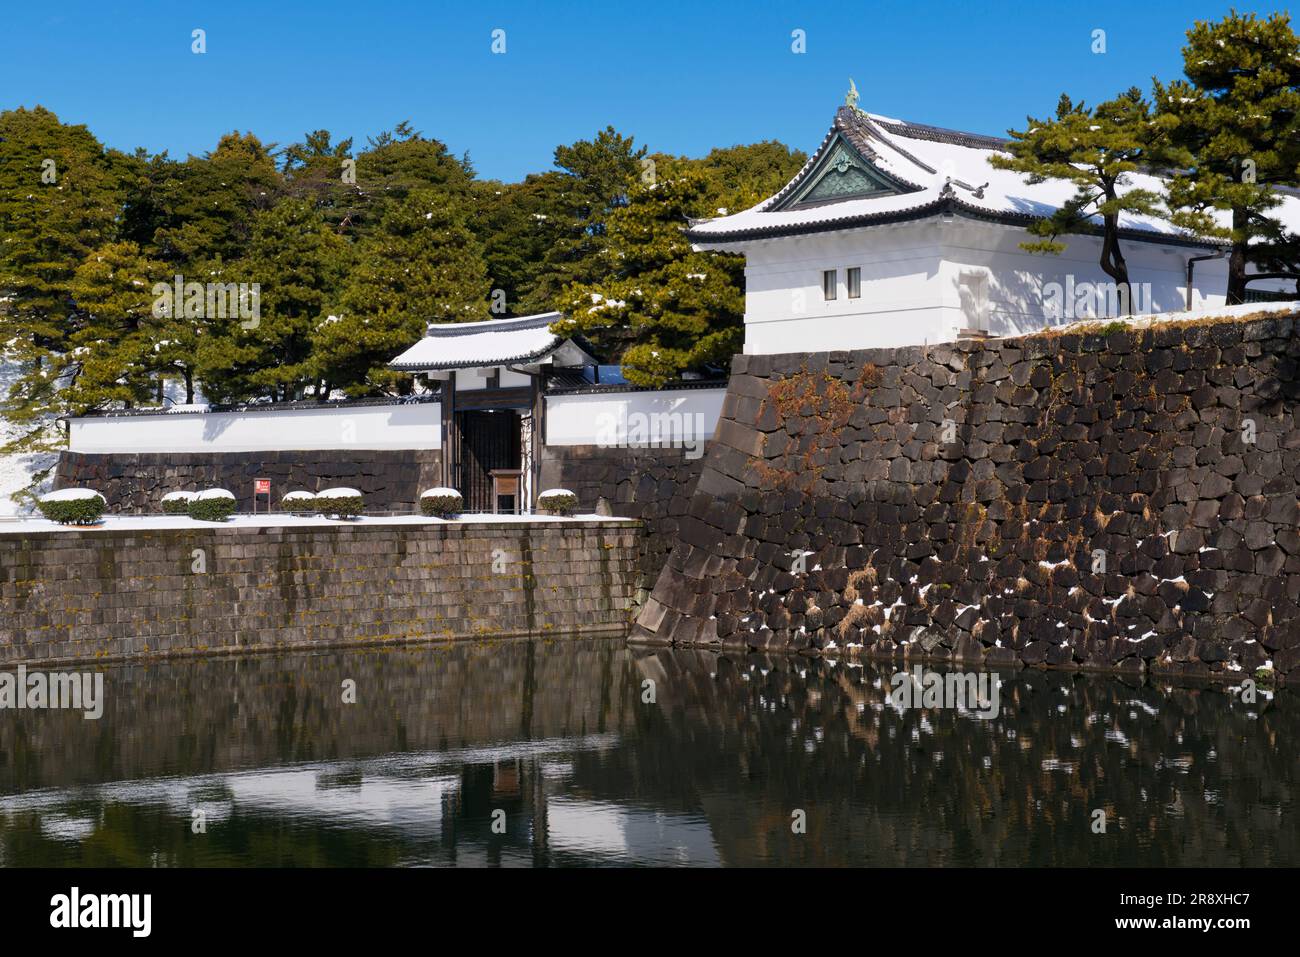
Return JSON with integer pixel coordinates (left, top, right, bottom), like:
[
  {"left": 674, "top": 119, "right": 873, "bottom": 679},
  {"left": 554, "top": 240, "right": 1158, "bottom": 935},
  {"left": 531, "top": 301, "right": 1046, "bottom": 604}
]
[{"left": 774, "top": 134, "right": 903, "bottom": 209}]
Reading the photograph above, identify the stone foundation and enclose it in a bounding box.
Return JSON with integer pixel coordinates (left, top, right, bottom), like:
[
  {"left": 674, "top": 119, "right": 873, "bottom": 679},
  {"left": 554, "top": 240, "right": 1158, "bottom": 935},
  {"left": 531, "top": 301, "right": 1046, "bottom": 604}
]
[
  {"left": 55, "top": 449, "right": 442, "bottom": 513},
  {"left": 0, "top": 519, "right": 639, "bottom": 664},
  {"left": 539, "top": 444, "right": 707, "bottom": 592},
  {"left": 633, "top": 312, "right": 1300, "bottom": 682}
]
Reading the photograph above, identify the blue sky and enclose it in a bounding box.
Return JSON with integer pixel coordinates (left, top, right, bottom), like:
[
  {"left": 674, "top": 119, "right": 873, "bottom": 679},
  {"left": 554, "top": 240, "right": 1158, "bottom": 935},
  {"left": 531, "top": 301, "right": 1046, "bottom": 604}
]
[{"left": 0, "top": 0, "right": 1279, "bottom": 182}]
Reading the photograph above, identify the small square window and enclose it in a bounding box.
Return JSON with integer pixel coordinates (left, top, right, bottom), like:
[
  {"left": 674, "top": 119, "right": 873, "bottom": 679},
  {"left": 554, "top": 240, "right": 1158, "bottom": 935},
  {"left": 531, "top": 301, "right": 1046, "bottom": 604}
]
[
  {"left": 847, "top": 267, "right": 861, "bottom": 299},
  {"left": 823, "top": 269, "right": 837, "bottom": 301}
]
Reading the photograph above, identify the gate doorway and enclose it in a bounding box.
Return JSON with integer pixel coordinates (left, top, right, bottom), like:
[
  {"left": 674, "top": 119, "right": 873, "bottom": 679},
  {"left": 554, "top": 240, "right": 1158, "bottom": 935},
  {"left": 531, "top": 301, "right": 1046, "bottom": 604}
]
[{"left": 454, "top": 409, "right": 521, "bottom": 511}]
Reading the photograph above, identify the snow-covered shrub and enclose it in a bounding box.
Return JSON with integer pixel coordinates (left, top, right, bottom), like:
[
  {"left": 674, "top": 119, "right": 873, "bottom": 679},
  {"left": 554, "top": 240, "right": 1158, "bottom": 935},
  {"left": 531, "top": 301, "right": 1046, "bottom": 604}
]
[
  {"left": 161, "top": 490, "right": 195, "bottom": 515},
  {"left": 314, "top": 487, "right": 364, "bottom": 519},
  {"left": 188, "top": 488, "right": 236, "bottom": 522},
  {"left": 537, "top": 488, "right": 578, "bottom": 516},
  {"left": 419, "top": 487, "right": 462, "bottom": 518},
  {"left": 37, "top": 488, "right": 105, "bottom": 525},
  {"left": 281, "top": 490, "right": 317, "bottom": 514}
]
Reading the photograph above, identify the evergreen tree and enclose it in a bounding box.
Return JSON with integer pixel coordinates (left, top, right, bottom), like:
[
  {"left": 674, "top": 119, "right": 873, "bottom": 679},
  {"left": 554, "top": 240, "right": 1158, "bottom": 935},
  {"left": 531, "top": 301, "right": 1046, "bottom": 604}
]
[
  {"left": 557, "top": 163, "right": 743, "bottom": 385},
  {"left": 62, "top": 241, "right": 169, "bottom": 413},
  {"left": 312, "top": 189, "right": 490, "bottom": 396},
  {"left": 197, "top": 199, "right": 350, "bottom": 402},
  {"left": 282, "top": 129, "right": 360, "bottom": 233},
  {"left": 144, "top": 132, "right": 282, "bottom": 266},
  {"left": 528, "top": 127, "right": 647, "bottom": 310},
  {"left": 0, "top": 107, "right": 124, "bottom": 361},
  {"left": 348, "top": 122, "right": 475, "bottom": 237},
  {"left": 1154, "top": 11, "right": 1300, "bottom": 303},
  {"left": 992, "top": 88, "right": 1169, "bottom": 313},
  {"left": 694, "top": 140, "right": 809, "bottom": 211},
  {"left": 6, "top": 240, "right": 167, "bottom": 430},
  {"left": 556, "top": 143, "right": 805, "bottom": 385},
  {"left": 0, "top": 107, "right": 127, "bottom": 445},
  {"left": 471, "top": 171, "right": 569, "bottom": 315}
]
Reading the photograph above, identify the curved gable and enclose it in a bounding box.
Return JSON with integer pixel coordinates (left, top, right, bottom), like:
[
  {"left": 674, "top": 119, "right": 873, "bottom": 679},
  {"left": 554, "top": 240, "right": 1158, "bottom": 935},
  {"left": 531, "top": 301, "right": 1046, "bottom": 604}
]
[{"left": 772, "top": 132, "right": 909, "bottom": 209}]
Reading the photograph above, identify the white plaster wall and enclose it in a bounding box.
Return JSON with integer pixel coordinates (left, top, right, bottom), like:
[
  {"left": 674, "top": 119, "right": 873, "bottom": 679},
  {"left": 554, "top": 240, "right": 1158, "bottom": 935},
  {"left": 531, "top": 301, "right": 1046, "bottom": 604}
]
[
  {"left": 544, "top": 389, "right": 726, "bottom": 447},
  {"left": 451, "top": 366, "right": 534, "bottom": 389},
  {"left": 68, "top": 402, "right": 441, "bottom": 453},
  {"left": 740, "top": 222, "right": 950, "bottom": 353},
  {"left": 937, "top": 222, "right": 1227, "bottom": 339},
  {"left": 732, "top": 217, "right": 1243, "bottom": 354}
]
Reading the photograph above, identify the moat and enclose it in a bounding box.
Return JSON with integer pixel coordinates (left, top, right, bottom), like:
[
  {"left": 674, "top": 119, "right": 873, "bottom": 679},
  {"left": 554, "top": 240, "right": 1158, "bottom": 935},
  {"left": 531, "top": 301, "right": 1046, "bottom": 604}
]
[{"left": 0, "top": 638, "right": 1294, "bottom": 867}]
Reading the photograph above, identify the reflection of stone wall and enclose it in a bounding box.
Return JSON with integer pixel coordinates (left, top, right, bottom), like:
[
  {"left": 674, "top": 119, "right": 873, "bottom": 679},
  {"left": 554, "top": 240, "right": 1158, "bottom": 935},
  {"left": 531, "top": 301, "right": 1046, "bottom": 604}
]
[
  {"left": 3, "top": 641, "right": 1297, "bottom": 866},
  {"left": 635, "top": 313, "right": 1300, "bottom": 680},
  {"left": 539, "top": 444, "right": 706, "bottom": 591},
  {"left": 56, "top": 449, "right": 442, "bottom": 513},
  {"left": 0, "top": 520, "right": 639, "bottom": 664},
  {"left": 625, "top": 650, "right": 1300, "bottom": 866},
  {"left": 0, "top": 639, "right": 640, "bottom": 794}
]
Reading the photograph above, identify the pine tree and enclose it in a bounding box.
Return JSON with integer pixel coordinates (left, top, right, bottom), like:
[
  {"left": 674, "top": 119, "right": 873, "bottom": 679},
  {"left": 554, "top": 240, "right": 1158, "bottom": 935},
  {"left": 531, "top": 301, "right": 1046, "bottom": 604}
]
[
  {"left": 1154, "top": 11, "right": 1300, "bottom": 303},
  {"left": 6, "top": 240, "right": 167, "bottom": 429},
  {"left": 992, "top": 88, "right": 1169, "bottom": 314},
  {"left": 346, "top": 122, "right": 475, "bottom": 238},
  {"left": 0, "top": 107, "right": 126, "bottom": 446},
  {"left": 197, "top": 199, "right": 350, "bottom": 402},
  {"left": 471, "top": 171, "right": 569, "bottom": 316},
  {"left": 145, "top": 132, "right": 282, "bottom": 266},
  {"left": 281, "top": 128, "right": 367, "bottom": 239},
  {"left": 312, "top": 189, "right": 490, "bottom": 396},
  {"left": 0, "top": 108, "right": 124, "bottom": 357},
  {"left": 555, "top": 143, "right": 805, "bottom": 385},
  {"left": 528, "top": 127, "right": 647, "bottom": 310},
  {"left": 61, "top": 241, "right": 169, "bottom": 413},
  {"left": 558, "top": 164, "right": 744, "bottom": 385}
]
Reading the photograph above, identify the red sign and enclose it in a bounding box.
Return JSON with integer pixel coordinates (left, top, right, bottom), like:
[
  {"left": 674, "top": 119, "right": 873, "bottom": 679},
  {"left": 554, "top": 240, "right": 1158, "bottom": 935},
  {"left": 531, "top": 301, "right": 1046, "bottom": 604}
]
[{"left": 254, "top": 479, "right": 271, "bottom": 495}]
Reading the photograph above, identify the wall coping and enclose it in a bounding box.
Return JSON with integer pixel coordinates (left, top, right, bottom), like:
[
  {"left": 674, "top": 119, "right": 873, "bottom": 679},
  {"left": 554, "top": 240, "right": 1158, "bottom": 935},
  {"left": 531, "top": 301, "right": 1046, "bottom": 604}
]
[{"left": 1, "top": 514, "right": 640, "bottom": 541}]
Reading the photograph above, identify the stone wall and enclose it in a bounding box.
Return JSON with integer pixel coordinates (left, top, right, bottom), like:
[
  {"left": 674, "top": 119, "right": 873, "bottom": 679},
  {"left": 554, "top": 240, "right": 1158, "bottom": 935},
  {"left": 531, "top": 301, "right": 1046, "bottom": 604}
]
[
  {"left": 632, "top": 311, "right": 1300, "bottom": 682},
  {"left": 539, "top": 444, "right": 707, "bottom": 592},
  {"left": 56, "top": 449, "right": 442, "bottom": 513},
  {"left": 0, "top": 519, "right": 639, "bottom": 664},
  {"left": 55, "top": 442, "right": 704, "bottom": 589}
]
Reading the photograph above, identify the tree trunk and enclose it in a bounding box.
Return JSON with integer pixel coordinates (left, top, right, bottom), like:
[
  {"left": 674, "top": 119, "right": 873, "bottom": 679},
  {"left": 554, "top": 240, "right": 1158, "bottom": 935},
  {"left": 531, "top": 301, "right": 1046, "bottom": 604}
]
[
  {"left": 1226, "top": 207, "right": 1250, "bottom": 305},
  {"left": 184, "top": 370, "right": 194, "bottom": 405},
  {"left": 1099, "top": 214, "right": 1133, "bottom": 316}
]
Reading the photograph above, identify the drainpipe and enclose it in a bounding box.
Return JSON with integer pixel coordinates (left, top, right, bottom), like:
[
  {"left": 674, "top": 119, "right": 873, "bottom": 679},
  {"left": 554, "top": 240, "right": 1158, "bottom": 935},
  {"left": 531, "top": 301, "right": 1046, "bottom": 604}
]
[{"left": 1185, "top": 250, "right": 1227, "bottom": 310}]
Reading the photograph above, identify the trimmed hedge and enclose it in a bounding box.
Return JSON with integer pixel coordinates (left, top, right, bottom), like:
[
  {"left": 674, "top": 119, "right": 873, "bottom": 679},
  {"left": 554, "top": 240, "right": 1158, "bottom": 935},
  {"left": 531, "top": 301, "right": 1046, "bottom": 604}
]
[
  {"left": 188, "top": 490, "right": 236, "bottom": 522},
  {"left": 420, "top": 487, "right": 462, "bottom": 518},
  {"left": 37, "top": 490, "right": 106, "bottom": 525},
  {"left": 161, "top": 491, "right": 194, "bottom": 515},
  {"left": 281, "top": 491, "right": 317, "bottom": 514},
  {"left": 315, "top": 487, "right": 364, "bottom": 519},
  {"left": 537, "top": 489, "right": 578, "bottom": 516}
]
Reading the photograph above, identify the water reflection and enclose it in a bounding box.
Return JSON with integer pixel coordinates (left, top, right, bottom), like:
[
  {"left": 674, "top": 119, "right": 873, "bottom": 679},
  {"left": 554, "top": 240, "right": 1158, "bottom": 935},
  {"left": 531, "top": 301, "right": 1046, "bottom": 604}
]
[{"left": 0, "top": 639, "right": 1294, "bottom": 866}]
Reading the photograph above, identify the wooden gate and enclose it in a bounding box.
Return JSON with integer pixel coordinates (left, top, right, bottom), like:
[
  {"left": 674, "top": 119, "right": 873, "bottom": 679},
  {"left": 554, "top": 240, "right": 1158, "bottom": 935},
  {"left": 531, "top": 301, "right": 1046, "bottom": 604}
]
[{"left": 454, "top": 410, "right": 521, "bottom": 511}]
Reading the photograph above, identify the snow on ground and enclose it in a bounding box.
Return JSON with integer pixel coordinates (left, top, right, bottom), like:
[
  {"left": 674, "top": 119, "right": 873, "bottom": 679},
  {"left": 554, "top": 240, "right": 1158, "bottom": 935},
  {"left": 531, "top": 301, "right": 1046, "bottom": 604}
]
[
  {"left": 0, "top": 356, "right": 58, "bottom": 517},
  {"left": 0, "top": 511, "right": 633, "bottom": 535}
]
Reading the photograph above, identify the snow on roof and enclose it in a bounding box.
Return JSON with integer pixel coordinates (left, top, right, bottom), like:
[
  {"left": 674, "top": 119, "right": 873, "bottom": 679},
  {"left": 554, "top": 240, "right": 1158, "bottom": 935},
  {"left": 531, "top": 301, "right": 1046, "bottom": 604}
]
[
  {"left": 389, "top": 312, "right": 567, "bottom": 371},
  {"left": 688, "top": 105, "right": 1300, "bottom": 245}
]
